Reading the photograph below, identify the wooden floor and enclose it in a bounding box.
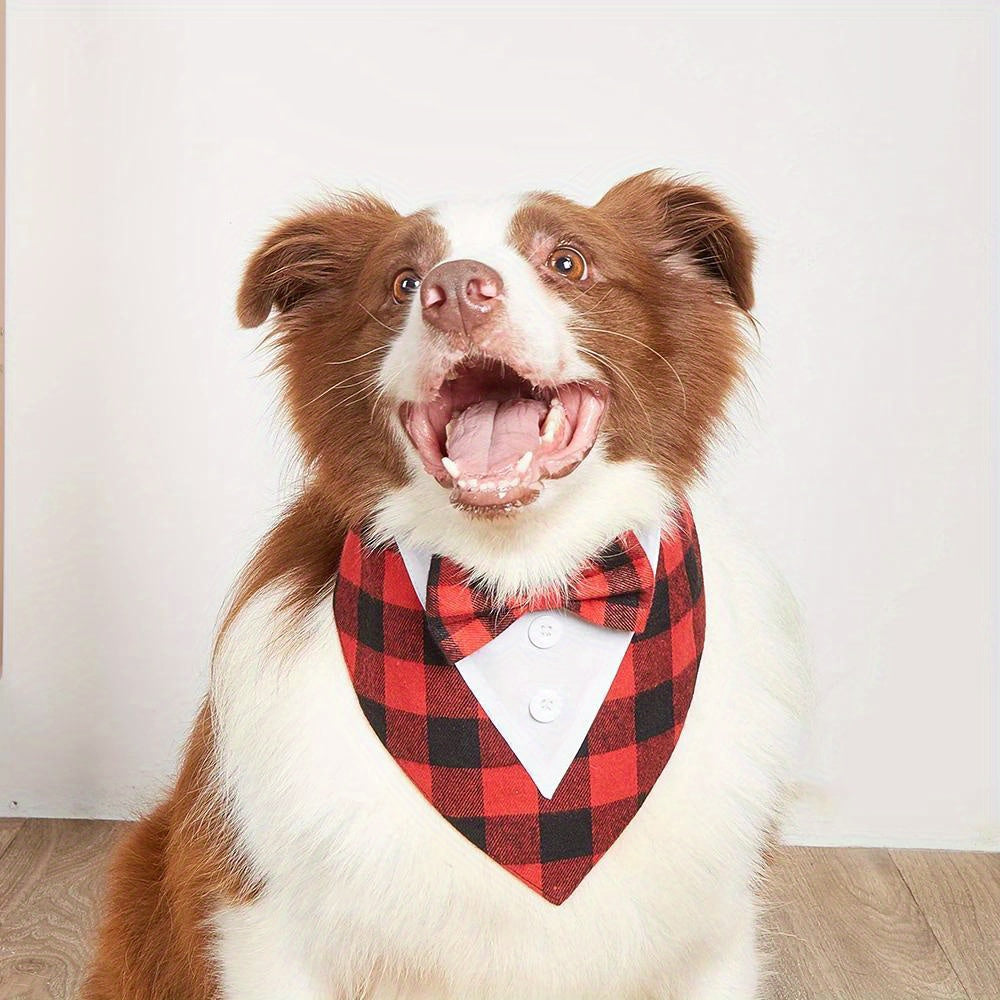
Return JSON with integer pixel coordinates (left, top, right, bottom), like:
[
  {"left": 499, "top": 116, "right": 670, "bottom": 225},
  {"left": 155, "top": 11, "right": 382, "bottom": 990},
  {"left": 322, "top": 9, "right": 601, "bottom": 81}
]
[{"left": 0, "top": 819, "right": 997, "bottom": 999}]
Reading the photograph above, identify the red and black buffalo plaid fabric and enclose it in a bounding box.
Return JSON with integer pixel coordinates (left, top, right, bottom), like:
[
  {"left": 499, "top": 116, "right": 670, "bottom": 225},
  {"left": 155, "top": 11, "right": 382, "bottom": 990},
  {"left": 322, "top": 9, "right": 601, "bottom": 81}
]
[
  {"left": 424, "top": 530, "right": 656, "bottom": 665},
  {"left": 333, "top": 505, "right": 705, "bottom": 905}
]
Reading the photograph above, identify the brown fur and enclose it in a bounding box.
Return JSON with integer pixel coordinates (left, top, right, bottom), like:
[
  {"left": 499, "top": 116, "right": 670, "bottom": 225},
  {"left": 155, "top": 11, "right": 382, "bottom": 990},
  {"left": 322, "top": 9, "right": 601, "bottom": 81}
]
[
  {"left": 82, "top": 705, "right": 258, "bottom": 999},
  {"left": 221, "top": 199, "right": 450, "bottom": 637},
  {"left": 509, "top": 171, "right": 753, "bottom": 490},
  {"left": 84, "top": 172, "right": 754, "bottom": 997}
]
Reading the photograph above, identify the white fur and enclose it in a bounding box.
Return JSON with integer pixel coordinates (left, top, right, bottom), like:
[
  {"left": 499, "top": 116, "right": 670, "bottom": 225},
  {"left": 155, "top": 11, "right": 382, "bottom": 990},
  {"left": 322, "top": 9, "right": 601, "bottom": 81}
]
[
  {"left": 209, "top": 489, "right": 808, "bottom": 999},
  {"left": 371, "top": 447, "right": 671, "bottom": 601}
]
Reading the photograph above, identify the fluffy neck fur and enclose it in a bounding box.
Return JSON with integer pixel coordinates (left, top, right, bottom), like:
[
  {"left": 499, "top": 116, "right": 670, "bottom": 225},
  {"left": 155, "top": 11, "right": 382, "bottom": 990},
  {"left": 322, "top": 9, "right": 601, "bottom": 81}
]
[{"left": 370, "top": 447, "right": 676, "bottom": 602}]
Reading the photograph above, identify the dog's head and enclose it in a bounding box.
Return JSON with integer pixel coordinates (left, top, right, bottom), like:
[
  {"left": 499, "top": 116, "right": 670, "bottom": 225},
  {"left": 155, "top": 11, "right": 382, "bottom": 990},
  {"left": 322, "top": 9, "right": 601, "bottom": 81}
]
[{"left": 238, "top": 171, "right": 753, "bottom": 595}]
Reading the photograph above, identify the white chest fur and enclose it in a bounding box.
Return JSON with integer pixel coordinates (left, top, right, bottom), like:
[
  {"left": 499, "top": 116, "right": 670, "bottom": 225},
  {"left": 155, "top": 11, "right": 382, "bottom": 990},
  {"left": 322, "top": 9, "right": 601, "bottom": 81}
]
[{"left": 209, "top": 494, "right": 808, "bottom": 1000}]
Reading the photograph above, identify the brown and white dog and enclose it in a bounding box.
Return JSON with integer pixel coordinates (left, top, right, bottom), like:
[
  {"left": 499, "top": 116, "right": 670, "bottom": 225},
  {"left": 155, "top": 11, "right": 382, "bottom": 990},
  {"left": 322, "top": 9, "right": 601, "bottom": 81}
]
[{"left": 83, "top": 171, "right": 807, "bottom": 1000}]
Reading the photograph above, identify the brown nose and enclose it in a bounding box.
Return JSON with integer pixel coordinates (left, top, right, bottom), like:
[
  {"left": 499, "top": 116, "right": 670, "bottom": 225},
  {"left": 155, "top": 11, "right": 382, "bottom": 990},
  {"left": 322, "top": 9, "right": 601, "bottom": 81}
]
[{"left": 420, "top": 259, "right": 504, "bottom": 341}]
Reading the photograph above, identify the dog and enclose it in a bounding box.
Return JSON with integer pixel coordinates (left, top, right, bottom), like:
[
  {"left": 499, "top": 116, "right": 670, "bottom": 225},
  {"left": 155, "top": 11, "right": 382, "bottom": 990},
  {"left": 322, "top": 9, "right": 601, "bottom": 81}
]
[{"left": 83, "top": 170, "right": 808, "bottom": 1000}]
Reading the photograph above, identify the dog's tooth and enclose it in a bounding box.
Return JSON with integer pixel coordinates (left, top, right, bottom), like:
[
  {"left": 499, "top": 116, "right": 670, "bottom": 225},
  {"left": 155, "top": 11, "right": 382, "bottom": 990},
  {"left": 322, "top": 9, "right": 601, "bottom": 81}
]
[
  {"left": 441, "top": 457, "right": 460, "bottom": 479},
  {"left": 541, "top": 400, "right": 565, "bottom": 443},
  {"left": 445, "top": 419, "right": 456, "bottom": 443},
  {"left": 516, "top": 451, "right": 533, "bottom": 474}
]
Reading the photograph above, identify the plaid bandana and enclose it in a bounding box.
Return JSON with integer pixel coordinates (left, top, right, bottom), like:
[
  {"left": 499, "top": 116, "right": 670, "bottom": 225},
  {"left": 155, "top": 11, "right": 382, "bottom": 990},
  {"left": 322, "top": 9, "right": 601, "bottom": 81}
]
[
  {"left": 425, "top": 531, "right": 656, "bottom": 665},
  {"left": 333, "top": 505, "right": 705, "bottom": 904}
]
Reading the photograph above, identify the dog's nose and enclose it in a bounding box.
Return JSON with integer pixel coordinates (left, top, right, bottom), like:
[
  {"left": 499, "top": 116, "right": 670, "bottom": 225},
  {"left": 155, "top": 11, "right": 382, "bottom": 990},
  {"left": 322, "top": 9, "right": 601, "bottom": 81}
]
[{"left": 420, "top": 259, "right": 504, "bottom": 341}]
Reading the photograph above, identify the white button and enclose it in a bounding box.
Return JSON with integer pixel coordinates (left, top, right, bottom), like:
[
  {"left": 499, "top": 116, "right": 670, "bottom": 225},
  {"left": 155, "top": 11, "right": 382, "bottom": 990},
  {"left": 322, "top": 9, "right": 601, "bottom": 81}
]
[
  {"left": 528, "top": 615, "right": 561, "bottom": 649},
  {"left": 529, "top": 689, "right": 563, "bottom": 724}
]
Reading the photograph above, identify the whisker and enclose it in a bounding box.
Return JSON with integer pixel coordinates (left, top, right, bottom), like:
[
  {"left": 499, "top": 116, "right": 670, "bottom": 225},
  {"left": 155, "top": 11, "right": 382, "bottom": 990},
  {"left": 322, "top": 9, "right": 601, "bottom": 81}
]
[
  {"left": 577, "top": 287, "right": 615, "bottom": 316},
  {"left": 358, "top": 303, "right": 405, "bottom": 336},
  {"left": 370, "top": 361, "right": 408, "bottom": 412},
  {"left": 577, "top": 346, "right": 655, "bottom": 447},
  {"left": 307, "top": 381, "right": 348, "bottom": 409},
  {"left": 329, "top": 367, "right": 383, "bottom": 389},
  {"left": 574, "top": 325, "right": 688, "bottom": 414},
  {"left": 332, "top": 377, "right": 383, "bottom": 409},
  {"left": 330, "top": 356, "right": 412, "bottom": 412},
  {"left": 306, "top": 367, "right": 385, "bottom": 407},
  {"left": 323, "top": 344, "right": 390, "bottom": 366}
]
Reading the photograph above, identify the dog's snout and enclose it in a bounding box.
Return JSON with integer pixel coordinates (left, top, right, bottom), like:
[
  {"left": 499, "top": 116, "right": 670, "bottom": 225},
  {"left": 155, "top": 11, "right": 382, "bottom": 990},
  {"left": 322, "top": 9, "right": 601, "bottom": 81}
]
[{"left": 421, "top": 259, "right": 504, "bottom": 340}]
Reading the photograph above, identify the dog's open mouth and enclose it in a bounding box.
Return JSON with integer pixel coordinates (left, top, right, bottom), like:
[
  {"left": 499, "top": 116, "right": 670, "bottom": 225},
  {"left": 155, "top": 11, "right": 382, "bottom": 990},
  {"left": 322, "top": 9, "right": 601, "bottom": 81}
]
[{"left": 402, "top": 359, "right": 608, "bottom": 512}]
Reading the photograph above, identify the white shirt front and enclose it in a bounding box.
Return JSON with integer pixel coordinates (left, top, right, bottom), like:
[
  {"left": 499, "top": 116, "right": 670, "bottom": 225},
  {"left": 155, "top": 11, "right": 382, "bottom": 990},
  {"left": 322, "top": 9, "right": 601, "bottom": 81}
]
[{"left": 397, "top": 526, "right": 661, "bottom": 799}]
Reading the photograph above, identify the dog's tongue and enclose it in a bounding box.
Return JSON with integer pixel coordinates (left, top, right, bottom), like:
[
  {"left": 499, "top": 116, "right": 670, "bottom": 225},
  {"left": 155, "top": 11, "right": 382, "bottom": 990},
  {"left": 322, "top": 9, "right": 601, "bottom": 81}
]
[{"left": 446, "top": 398, "right": 547, "bottom": 476}]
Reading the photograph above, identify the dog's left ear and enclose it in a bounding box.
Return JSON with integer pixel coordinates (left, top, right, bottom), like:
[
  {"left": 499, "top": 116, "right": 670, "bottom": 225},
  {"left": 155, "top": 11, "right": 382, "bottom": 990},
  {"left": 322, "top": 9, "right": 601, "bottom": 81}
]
[
  {"left": 236, "top": 194, "right": 400, "bottom": 328},
  {"left": 596, "top": 170, "right": 755, "bottom": 311}
]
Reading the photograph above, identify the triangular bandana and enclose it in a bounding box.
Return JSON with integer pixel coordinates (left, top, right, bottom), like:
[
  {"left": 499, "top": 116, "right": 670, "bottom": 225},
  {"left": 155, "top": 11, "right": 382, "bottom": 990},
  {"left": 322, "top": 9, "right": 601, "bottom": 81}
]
[{"left": 333, "top": 505, "right": 705, "bottom": 904}]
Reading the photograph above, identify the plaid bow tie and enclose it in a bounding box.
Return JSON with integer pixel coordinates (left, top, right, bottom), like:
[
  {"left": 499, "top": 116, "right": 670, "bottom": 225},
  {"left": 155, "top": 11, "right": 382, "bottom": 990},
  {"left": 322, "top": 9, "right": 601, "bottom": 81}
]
[{"left": 425, "top": 531, "right": 656, "bottom": 665}]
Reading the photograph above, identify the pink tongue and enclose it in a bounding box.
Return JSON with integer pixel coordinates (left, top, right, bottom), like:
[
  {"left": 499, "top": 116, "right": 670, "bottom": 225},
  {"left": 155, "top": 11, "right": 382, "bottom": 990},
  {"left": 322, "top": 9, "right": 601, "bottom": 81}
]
[{"left": 447, "top": 398, "right": 547, "bottom": 476}]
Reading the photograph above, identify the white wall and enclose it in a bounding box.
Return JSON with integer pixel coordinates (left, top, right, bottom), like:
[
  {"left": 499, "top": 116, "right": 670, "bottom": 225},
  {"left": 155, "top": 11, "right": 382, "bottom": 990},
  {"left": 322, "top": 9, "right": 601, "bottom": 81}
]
[{"left": 2, "top": 2, "right": 997, "bottom": 849}]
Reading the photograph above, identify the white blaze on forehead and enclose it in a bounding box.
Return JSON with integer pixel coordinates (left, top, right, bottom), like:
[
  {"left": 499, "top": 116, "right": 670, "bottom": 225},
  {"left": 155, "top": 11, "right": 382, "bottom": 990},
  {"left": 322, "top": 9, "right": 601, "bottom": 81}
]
[{"left": 430, "top": 196, "right": 524, "bottom": 266}]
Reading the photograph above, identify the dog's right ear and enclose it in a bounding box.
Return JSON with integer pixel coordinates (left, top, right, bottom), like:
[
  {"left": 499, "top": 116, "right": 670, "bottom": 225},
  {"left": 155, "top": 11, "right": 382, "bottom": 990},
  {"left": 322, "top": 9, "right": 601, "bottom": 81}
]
[
  {"left": 596, "top": 170, "right": 755, "bottom": 312},
  {"left": 236, "top": 194, "right": 400, "bottom": 328}
]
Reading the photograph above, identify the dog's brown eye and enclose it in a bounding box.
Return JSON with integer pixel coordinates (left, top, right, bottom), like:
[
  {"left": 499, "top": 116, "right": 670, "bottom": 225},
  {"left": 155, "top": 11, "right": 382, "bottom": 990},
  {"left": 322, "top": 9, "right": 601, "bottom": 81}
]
[
  {"left": 547, "top": 247, "right": 588, "bottom": 282},
  {"left": 392, "top": 269, "right": 422, "bottom": 303}
]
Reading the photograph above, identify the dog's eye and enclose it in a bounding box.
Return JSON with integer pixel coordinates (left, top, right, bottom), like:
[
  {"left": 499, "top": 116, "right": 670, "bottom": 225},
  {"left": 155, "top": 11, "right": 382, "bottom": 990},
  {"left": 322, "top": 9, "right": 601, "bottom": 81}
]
[
  {"left": 392, "top": 269, "right": 422, "bottom": 303},
  {"left": 547, "top": 247, "right": 588, "bottom": 282}
]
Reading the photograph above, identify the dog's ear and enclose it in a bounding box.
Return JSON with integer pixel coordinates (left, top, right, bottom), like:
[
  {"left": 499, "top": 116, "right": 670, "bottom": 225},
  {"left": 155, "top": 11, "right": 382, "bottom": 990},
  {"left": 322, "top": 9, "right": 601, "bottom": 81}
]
[
  {"left": 596, "top": 170, "right": 755, "bottom": 311},
  {"left": 236, "top": 194, "right": 401, "bottom": 328}
]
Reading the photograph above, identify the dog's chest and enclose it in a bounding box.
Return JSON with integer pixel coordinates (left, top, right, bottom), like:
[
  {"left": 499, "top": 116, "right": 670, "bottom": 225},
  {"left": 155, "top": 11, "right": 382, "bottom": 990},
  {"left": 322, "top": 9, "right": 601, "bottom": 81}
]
[{"left": 209, "top": 506, "right": 806, "bottom": 999}]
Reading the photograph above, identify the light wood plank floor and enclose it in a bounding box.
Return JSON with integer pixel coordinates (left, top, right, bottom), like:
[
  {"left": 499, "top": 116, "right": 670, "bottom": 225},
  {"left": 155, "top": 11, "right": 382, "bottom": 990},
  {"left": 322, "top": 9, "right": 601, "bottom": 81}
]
[{"left": 0, "top": 819, "right": 997, "bottom": 999}]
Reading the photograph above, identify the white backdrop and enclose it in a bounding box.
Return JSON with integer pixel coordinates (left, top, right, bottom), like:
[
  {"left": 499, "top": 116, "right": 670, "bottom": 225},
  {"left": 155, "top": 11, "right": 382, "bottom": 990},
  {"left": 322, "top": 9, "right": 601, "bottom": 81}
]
[{"left": 2, "top": 2, "right": 997, "bottom": 849}]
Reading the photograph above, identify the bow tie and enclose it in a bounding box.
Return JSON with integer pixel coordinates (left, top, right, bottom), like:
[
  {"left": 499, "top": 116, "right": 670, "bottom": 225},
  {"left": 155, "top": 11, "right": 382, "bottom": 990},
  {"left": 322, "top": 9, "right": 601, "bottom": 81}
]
[{"left": 424, "top": 531, "right": 656, "bottom": 665}]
